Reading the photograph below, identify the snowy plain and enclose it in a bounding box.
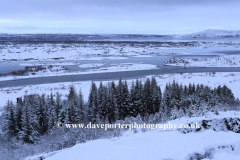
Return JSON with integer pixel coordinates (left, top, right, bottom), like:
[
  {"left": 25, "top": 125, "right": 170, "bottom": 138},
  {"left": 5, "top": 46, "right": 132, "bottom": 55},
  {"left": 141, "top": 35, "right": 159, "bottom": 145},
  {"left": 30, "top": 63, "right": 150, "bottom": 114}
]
[{"left": 0, "top": 39, "right": 239, "bottom": 62}]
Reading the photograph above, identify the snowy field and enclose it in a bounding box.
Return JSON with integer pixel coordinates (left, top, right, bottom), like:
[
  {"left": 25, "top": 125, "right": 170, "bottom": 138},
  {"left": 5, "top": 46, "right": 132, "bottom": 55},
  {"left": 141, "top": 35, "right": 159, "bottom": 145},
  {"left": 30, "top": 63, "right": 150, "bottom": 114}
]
[
  {"left": 0, "top": 40, "right": 239, "bottom": 62},
  {"left": 1, "top": 72, "right": 240, "bottom": 109},
  {"left": 164, "top": 55, "right": 240, "bottom": 67},
  {"left": 25, "top": 111, "right": 240, "bottom": 160},
  {"left": 78, "top": 63, "right": 104, "bottom": 68},
  {"left": 0, "top": 43, "right": 185, "bottom": 62},
  {"left": 19, "top": 62, "right": 80, "bottom": 66}
]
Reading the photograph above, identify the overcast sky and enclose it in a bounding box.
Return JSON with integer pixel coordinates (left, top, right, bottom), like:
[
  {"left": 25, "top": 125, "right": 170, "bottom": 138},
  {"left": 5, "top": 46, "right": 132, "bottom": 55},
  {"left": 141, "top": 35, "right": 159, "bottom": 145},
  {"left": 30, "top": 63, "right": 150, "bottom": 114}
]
[{"left": 0, "top": 0, "right": 239, "bottom": 34}]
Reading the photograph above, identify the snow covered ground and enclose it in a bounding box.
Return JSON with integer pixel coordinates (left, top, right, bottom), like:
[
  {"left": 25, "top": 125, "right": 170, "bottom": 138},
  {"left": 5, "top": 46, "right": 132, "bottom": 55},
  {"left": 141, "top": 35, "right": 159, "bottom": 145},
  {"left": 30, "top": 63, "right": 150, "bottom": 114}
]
[
  {"left": 25, "top": 111, "right": 240, "bottom": 160},
  {"left": 34, "top": 131, "right": 240, "bottom": 160},
  {"left": 1, "top": 72, "right": 240, "bottom": 109},
  {"left": 19, "top": 62, "right": 80, "bottom": 66},
  {"left": 213, "top": 152, "right": 240, "bottom": 160},
  {"left": 0, "top": 43, "right": 184, "bottom": 62},
  {"left": 1, "top": 39, "right": 239, "bottom": 63},
  {"left": 0, "top": 63, "right": 157, "bottom": 82},
  {"left": 132, "top": 55, "right": 153, "bottom": 58},
  {"left": 163, "top": 55, "right": 240, "bottom": 67},
  {"left": 78, "top": 63, "right": 104, "bottom": 68}
]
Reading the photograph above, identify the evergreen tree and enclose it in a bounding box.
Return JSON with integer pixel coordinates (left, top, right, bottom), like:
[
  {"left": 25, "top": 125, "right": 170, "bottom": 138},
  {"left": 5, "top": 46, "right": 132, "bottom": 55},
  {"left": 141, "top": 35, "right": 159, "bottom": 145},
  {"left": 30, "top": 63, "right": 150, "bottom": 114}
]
[
  {"left": 48, "top": 109, "right": 56, "bottom": 130},
  {"left": 188, "top": 83, "right": 193, "bottom": 95},
  {"left": 97, "top": 81, "right": 104, "bottom": 120},
  {"left": 87, "top": 81, "right": 98, "bottom": 122},
  {"left": 76, "top": 89, "right": 84, "bottom": 122},
  {"left": 106, "top": 83, "right": 118, "bottom": 123},
  {"left": 192, "top": 83, "right": 196, "bottom": 93},
  {"left": 151, "top": 76, "right": 161, "bottom": 113},
  {"left": 116, "top": 78, "right": 124, "bottom": 119},
  {"left": 162, "top": 83, "right": 171, "bottom": 117},
  {"left": 132, "top": 79, "right": 142, "bottom": 117},
  {"left": 143, "top": 78, "right": 152, "bottom": 115},
  {"left": 3, "top": 100, "right": 18, "bottom": 138},
  {"left": 36, "top": 95, "right": 48, "bottom": 134},
  {"left": 56, "top": 92, "right": 63, "bottom": 121},
  {"left": 137, "top": 80, "right": 145, "bottom": 117},
  {"left": 68, "top": 84, "right": 77, "bottom": 101},
  {"left": 19, "top": 104, "right": 38, "bottom": 143},
  {"left": 170, "top": 105, "right": 178, "bottom": 120},
  {"left": 101, "top": 86, "right": 108, "bottom": 122},
  {"left": 128, "top": 80, "right": 136, "bottom": 117},
  {"left": 47, "top": 93, "right": 57, "bottom": 129},
  {"left": 15, "top": 101, "right": 23, "bottom": 134}
]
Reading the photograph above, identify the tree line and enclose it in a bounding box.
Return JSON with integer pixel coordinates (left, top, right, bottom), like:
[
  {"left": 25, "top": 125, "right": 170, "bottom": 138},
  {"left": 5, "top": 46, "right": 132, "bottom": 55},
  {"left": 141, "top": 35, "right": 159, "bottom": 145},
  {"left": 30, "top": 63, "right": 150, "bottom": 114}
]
[{"left": 2, "top": 77, "right": 239, "bottom": 144}]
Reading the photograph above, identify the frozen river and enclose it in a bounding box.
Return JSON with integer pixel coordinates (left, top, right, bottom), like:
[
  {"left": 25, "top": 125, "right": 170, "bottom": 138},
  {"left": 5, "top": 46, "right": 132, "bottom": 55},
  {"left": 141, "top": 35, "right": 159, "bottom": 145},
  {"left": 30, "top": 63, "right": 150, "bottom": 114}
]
[{"left": 1, "top": 54, "right": 240, "bottom": 88}]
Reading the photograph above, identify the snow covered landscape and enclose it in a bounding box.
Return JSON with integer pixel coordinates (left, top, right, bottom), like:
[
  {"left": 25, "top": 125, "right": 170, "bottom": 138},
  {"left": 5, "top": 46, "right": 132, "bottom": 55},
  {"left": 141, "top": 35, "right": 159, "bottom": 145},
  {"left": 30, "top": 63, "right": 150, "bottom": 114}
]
[
  {"left": 1, "top": 30, "right": 240, "bottom": 160},
  {"left": 1, "top": 0, "right": 240, "bottom": 159}
]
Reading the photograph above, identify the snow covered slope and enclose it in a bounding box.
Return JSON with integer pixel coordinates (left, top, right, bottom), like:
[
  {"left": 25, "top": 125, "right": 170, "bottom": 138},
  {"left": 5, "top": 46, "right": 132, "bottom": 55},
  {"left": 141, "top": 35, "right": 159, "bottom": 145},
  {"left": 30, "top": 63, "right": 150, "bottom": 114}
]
[
  {"left": 25, "top": 111, "right": 240, "bottom": 160},
  {"left": 183, "top": 29, "right": 240, "bottom": 38},
  {"left": 44, "top": 131, "right": 240, "bottom": 160}
]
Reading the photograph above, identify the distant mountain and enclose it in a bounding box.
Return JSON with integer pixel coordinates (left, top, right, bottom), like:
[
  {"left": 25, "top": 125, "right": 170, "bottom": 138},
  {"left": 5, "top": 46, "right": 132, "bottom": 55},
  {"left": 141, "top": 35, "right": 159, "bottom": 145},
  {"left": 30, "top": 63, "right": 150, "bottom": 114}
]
[
  {"left": 182, "top": 29, "right": 240, "bottom": 38},
  {"left": 0, "top": 33, "right": 174, "bottom": 42},
  {"left": 0, "top": 30, "right": 239, "bottom": 42}
]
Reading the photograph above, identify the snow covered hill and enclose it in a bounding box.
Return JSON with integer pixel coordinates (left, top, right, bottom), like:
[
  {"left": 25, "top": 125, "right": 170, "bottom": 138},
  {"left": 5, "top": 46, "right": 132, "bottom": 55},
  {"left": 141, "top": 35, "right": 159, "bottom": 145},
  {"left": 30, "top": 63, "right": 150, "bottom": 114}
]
[
  {"left": 44, "top": 131, "right": 240, "bottom": 160},
  {"left": 26, "top": 111, "right": 240, "bottom": 160},
  {"left": 183, "top": 29, "right": 240, "bottom": 38}
]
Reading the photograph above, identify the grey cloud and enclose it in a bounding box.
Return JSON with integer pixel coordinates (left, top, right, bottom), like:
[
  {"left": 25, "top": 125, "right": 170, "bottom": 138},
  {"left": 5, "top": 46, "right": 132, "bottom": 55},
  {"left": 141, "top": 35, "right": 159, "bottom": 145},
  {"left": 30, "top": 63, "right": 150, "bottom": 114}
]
[{"left": 0, "top": 0, "right": 239, "bottom": 34}]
